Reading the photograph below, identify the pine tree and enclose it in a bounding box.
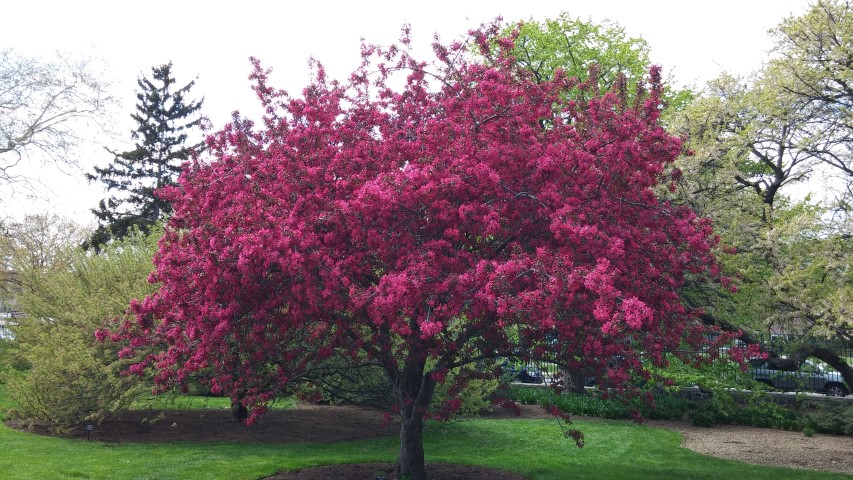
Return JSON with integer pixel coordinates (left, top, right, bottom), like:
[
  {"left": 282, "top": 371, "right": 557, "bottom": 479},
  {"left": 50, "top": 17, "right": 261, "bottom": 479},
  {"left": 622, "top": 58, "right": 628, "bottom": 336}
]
[{"left": 86, "top": 62, "right": 204, "bottom": 249}]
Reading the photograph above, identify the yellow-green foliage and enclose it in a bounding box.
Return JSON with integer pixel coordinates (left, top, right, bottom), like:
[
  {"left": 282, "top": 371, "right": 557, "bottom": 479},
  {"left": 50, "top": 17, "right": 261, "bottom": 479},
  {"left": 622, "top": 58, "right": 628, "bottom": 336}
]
[
  {"left": 5, "top": 228, "right": 160, "bottom": 433},
  {"left": 430, "top": 367, "right": 500, "bottom": 417},
  {"left": 505, "top": 13, "right": 693, "bottom": 118}
]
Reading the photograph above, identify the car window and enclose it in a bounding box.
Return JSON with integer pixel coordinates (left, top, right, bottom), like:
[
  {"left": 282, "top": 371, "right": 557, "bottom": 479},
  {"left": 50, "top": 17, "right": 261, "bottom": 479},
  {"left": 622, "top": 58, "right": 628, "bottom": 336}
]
[{"left": 800, "top": 361, "right": 823, "bottom": 374}]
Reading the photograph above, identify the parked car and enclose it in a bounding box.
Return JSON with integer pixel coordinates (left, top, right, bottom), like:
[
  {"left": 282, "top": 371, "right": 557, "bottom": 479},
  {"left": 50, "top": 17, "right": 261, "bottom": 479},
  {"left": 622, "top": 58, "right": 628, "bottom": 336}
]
[
  {"left": 515, "top": 367, "right": 545, "bottom": 384},
  {"left": 501, "top": 360, "right": 545, "bottom": 384},
  {"left": 751, "top": 360, "right": 849, "bottom": 396}
]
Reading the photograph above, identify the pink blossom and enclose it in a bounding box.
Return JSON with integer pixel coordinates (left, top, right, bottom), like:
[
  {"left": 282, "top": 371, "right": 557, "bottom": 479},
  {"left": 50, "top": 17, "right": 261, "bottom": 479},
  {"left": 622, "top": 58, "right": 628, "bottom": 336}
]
[{"left": 104, "top": 23, "right": 731, "bottom": 468}]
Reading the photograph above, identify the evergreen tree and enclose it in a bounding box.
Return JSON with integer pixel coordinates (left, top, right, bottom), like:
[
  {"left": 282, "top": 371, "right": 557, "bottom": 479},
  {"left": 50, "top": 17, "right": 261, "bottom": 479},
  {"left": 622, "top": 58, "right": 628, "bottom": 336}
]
[{"left": 86, "top": 62, "right": 204, "bottom": 249}]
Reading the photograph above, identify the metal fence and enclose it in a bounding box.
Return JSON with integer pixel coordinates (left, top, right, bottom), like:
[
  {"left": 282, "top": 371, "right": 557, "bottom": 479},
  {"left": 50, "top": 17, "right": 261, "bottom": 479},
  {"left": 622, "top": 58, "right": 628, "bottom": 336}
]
[{"left": 508, "top": 339, "right": 853, "bottom": 396}]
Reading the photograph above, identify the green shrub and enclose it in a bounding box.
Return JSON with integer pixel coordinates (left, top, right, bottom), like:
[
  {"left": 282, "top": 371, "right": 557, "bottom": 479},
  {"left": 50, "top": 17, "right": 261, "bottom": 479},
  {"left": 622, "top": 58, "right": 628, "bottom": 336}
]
[
  {"left": 651, "top": 355, "right": 751, "bottom": 394},
  {"left": 0, "top": 338, "right": 28, "bottom": 377},
  {"left": 5, "top": 229, "right": 159, "bottom": 433},
  {"left": 804, "top": 401, "right": 853, "bottom": 435},
  {"left": 504, "top": 385, "right": 690, "bottom": 420},
  {"left": 509, "top": 385, "right": 849, "bottom": 437},
  {"left": 633, "top": 393, "right": 692, "bottom": 420},
  {"left": 731, "top": 401, "right": 803, "bottom": 431},
  {"left": 507, "top": 385, "right": 805, "bottom": 431},
  {"left": 431, "top": 366, "right": 501, "bottom": 416},
  {"left": 505, "top": 384, "right": 556, "bottom": 407},
  {"left": 466, "top": 378, "right": 853, "bottom": 437},
  {"left": 689, "top": 404, "right": 718, "bottom": 427},
  {"left": 687, "top": 393, "right": 731, "bottom": 426},
  {"left": 5, "top": 332, "right": 146, "bottom": 433},
  {"left": 687, "top": 392, "right": 807, "bottom": 431}
]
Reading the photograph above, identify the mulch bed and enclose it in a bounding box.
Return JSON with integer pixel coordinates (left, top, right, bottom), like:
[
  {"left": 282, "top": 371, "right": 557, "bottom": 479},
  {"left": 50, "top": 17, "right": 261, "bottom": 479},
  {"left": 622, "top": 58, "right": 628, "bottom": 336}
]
[
  {"left": 8, "top": 403, "right": 552, "bottom": 444},
  {"left": 9, "top": 404, "right": 403, "bottom": 444},
  {"left": 263, "top": 462, "right": 527, "bottom": 480}
]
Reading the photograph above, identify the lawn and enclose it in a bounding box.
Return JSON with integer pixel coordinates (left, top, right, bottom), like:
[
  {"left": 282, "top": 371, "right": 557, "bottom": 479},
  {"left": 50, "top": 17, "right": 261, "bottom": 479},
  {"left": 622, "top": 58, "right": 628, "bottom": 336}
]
[
  {"left": 0, "top": 386, "right": 849, "bottom": 480},
  {"left": 131, "top": 393, "right": 297, "bottom": 411}
]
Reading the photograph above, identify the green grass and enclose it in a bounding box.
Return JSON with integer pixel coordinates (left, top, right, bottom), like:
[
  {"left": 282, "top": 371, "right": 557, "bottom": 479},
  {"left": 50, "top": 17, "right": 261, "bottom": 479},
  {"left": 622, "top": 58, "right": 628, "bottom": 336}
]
[
  {"left": 0, "top": 385, "right": 849, "bottom": 480},
  {"left": 131, "top": 394, "right": 297, "bottom": 411},
  {"left": 0, "top": 384, "right": 13, "bottom": 411}
]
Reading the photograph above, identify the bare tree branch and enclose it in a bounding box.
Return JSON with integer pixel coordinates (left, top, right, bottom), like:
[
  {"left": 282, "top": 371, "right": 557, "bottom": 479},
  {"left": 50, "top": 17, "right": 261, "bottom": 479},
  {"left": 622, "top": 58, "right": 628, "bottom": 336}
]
[{"left": 0, "top": 49, "right": 116, "bottom": 188}]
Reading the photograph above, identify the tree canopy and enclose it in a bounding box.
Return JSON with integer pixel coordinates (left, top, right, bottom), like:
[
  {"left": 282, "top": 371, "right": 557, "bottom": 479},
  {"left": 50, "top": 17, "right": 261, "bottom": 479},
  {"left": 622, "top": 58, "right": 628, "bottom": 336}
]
[
  {"left": 0, "top": 214, "right": 86, "bottom": 302},
  {"left": 509, "top": 13, "right": 651, "bottom": 88},
  {"left": 109, "top": 26, "right": 747, "bottom": 480},
  {"left": 771, "top": 0, "right": 853, "bottom": 184},
  {"left": 506, "top": 13, "right": 693, "bottom": 117},
  {"left": 671, "top": 1, "right": 853, "bottom": 389}
]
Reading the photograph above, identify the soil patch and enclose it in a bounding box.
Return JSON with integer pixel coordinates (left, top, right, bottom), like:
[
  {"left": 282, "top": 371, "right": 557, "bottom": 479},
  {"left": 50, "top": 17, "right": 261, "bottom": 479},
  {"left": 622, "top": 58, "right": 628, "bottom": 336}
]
[
  {"left": 647, "top": 419, "right": 853, "bottom": 475},
  {"left": 8, "top": 404, "right": 401, "bottom": 444},
  {"left": 263, "top": 462, "right": 527, "bottom": 480}
]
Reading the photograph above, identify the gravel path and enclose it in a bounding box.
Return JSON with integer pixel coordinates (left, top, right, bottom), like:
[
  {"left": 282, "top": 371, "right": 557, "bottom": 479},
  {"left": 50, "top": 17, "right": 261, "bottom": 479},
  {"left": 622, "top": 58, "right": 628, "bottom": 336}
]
[{"left": 647, "top": 419, "right": 853, "bottom": 475}]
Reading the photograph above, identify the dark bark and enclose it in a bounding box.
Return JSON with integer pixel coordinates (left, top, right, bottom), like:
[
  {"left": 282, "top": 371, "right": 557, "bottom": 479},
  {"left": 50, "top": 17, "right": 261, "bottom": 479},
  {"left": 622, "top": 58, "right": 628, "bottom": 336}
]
[
  {"left": 767, "top": 346, "right": 853, "bottom": 391},
  {"left": 397, "top": 408, "right": 427, "bottom": 480},
  {"left": 394, "top": 360, "right": 435, "bottom": 480},
  {"left": 564, "top": 371, "right": 587, "bottom": 394},
  {"left": 231, "top": 400, "right": 248, "bottom": 421},
  {"left": 697, "top": 313, "right": 764, "bottom": 346}
]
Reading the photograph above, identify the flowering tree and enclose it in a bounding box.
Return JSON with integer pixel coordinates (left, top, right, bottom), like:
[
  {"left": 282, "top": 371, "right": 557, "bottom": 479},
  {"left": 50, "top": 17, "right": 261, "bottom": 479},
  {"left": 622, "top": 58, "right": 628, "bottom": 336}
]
[{"left": 112, "top": 26, "right": 745, "bottom": 479}]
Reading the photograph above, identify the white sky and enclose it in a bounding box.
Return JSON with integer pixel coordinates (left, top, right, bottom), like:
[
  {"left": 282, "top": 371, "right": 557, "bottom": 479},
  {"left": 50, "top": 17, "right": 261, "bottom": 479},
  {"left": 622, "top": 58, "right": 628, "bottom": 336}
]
[{"left": 0, "top": 0, "right": 812, "bottom": 226}]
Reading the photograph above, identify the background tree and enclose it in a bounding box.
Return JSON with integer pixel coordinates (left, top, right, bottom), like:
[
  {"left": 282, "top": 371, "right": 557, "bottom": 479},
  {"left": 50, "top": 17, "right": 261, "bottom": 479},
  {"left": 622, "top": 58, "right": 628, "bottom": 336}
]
[
  {"left": 1, "top": 214, "right": 86, "bottom": 276},
  {"left": 0, "top": 49, "right": 113, "bottom": 188},
  {"left": 0, "top": 213, "right": 86, "bottom": 317},
  {"left": 110, "top": 28, "right": 748, "bottom": 480},
  {"left": 770, "top": 0, "right": 853, "bottom": 191},
  {"left": 5, "top": 227, "right": 159, "bottom": 433},
  {"left": 510, "top": 13, "right": 651, "bottom": 88},
  {"left": 672, "top": 68, "right": 853, "bottom": 388},
  {"left": 86, "top": 62, "right": 204, "bottom": 249},
  {"left": 506, "top": 13, "right": 694, "bottom": 117}
]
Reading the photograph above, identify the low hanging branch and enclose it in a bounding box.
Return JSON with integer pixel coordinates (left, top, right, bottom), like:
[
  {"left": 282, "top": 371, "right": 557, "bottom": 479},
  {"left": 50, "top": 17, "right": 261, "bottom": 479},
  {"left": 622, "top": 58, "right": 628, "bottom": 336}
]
[{"left": 698, "top": 312, "right": 853, "bottom": 389}]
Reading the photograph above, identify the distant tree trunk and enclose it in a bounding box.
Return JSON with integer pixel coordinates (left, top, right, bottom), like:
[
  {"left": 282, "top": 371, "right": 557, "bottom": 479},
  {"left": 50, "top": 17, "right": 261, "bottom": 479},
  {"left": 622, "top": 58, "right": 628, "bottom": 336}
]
[
  {"left": 564, "top": 371, "right": 587, "bottom": 394},
  {"left": 231, "top": 399, "right": 248, "bottom": 421}
]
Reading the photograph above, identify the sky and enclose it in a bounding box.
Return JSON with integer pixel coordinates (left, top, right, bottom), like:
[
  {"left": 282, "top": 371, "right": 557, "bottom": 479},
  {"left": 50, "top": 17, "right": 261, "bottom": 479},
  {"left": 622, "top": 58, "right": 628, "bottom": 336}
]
[{"left": 1, "top": 0, "right": 813, "bottom": 226}]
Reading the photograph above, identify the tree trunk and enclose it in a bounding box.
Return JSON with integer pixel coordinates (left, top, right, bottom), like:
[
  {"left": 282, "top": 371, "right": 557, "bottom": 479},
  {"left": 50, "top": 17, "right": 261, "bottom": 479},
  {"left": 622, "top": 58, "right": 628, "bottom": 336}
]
[
  {"left": 397, "top": 408, "right": 427, "bottom": 480},
  {"left": 394, "top": 360, "right": 435, "bottom": 480},
  {"left": 230, "top": 400, "right": 248, "bottom": 421},
  {"left": 790, "top": 346, "right": 853, "bottom": 392}
]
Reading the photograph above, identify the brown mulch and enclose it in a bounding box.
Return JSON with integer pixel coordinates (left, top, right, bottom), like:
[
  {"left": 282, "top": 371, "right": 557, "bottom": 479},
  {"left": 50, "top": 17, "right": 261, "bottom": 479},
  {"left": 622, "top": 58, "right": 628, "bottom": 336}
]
[
  {"left": 264, "top": 462, "right": 527, "bottom": 480},
  {"left": 7, "top": 403, "right": 853, "bottom": 478},
  {"left": 8, "top": 404, "right": 402, "bottom": 444}
]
